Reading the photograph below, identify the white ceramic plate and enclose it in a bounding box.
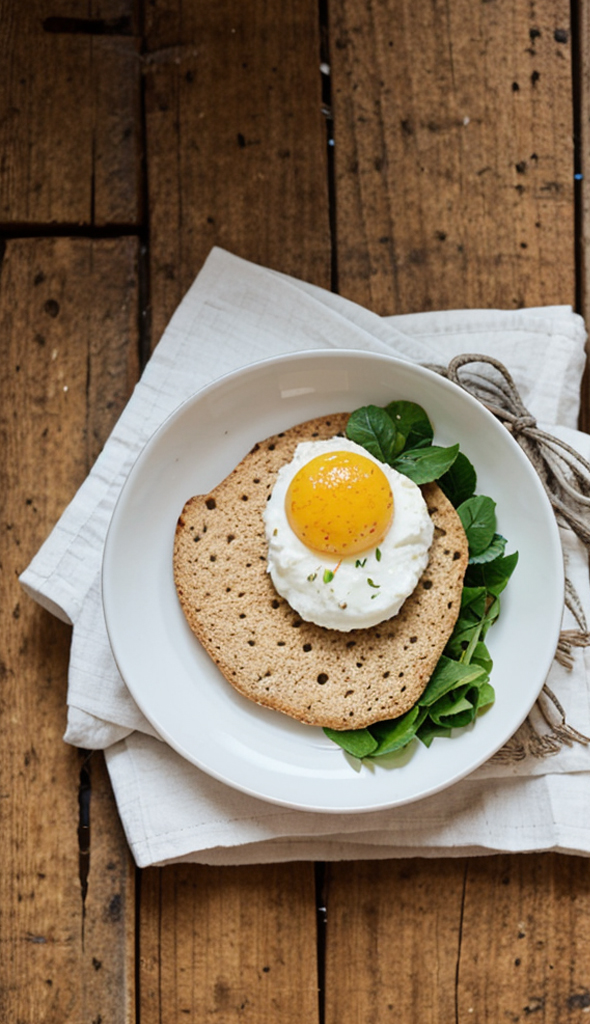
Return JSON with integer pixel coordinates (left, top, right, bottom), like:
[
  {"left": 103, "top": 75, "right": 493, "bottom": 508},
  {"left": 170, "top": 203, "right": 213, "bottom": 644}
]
[{"left": 102, "top": 350, "right": 563, "bottom": 813}]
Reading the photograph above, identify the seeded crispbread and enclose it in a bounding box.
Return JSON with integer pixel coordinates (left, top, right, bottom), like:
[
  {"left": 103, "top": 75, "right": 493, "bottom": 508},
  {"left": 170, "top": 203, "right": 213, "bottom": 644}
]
[{"left": 173, "top": 413, "right": 469, "bottom": 730}]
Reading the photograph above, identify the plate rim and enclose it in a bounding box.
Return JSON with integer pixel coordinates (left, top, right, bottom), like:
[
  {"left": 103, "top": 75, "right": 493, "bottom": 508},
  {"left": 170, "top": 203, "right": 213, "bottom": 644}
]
[{"left": 102, "top": 348, "right": 565, "bottom": 813}]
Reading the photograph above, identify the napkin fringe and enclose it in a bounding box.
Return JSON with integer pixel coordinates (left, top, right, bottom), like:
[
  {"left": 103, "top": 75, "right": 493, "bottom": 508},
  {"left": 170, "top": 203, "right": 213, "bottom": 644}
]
[{"left": 555, "top": 629, "right": 590, "bottom": 670}]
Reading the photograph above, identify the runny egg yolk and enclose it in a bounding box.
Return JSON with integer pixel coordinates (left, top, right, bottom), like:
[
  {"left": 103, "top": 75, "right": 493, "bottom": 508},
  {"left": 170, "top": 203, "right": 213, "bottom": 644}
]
[{"left": 285, "top": 451, "right": 394, "bottom": 557}]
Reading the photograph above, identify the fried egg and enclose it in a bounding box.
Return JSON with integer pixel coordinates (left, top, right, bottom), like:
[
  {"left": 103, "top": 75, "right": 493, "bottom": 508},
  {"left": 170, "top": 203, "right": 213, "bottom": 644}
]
[{"left": 263, "top": 437, "right": 434, "bottom": 631}]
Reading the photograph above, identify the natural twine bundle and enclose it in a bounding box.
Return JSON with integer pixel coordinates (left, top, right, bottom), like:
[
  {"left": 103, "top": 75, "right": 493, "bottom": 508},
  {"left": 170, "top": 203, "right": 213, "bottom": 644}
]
[{"left": 431, "top": 354, "right": 590, "bottom": 759}]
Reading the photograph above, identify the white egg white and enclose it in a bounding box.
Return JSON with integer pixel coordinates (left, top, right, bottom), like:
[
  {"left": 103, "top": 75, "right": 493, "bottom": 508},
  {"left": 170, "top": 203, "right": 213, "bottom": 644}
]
[{"left": 263, "top": 437, "right": 434, "bottom": 631}]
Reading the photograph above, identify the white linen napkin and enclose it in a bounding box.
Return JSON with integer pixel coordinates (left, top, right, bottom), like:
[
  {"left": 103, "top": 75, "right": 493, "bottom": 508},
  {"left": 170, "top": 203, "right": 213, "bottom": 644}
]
[{"left": 20, "top": 248, "right": 590, "bottom": 866}]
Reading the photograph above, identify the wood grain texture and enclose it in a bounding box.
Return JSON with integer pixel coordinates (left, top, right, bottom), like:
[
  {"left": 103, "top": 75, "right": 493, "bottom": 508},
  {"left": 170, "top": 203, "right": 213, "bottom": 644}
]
[
  {"left": 2, "top": 2, "right": 587, "bottom": 1023},
  {"left": 0, "top": 237, "right": 138, "bottom": 1022},
  {"left": 0, "top": 1, "right": 141, "bottom": 226},
  {"left": 578, "top": 0, "right": 590, "bottom": 433},
  {"left": 322, "top": 2, "right": 590, "bottom": 1022},
  {"left": 140, "top": 863, "right": 320, "bottom": 1024},
  {"left": 331, "top": 0, "right": 576, "bottom": 314},
  {"left": 325, "top": 856, "right": 590, "bottom": 1023},
  {"left": 143, "top": 0, "right": 331, "bottom": 344},
  {"left": 139, "top": 5, "right": 328, "bottom": 1015},
  {"left": 324, "top": 859, "right": 467, "bottom": 1023},
  {"left": 457, "top": 855, "right": 590, "bottom": 1020}
]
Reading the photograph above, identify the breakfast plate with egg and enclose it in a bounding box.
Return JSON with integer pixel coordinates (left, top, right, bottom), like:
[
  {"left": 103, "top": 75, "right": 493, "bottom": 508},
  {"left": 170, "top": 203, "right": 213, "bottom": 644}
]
[{"left": 102, "top": 350, "right": 563, "bottom": 812}]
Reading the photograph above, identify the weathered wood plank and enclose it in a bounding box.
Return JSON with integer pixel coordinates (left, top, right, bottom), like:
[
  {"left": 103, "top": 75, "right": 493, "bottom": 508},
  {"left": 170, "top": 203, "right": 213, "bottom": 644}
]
[
  {"left": 323, "top": 2, "right": 589, "bottom": 1022},
  {"left": 331, "top": 0, "right": 575, "bottom": 314},
  {"left": 139, "top": 3, "right": 328, "bottom": 1017},
  {"left": 0, "top": 237, "right": 138, "bottom": 1023},
  {"left": 324, "top": 859, "right": 466, "bottom": 1023},
  {"left": 144, "top": 0, "right": 331, "bottom": 343},
  {"left": 0, "top": 1, "right": 141, "bottom": 226},
  {"left": 457, "top": 855, "right": 590, "bottom": 1020},
  {"left": 578, "top": 0, "right": 590, "bottom": 433},
  {"left": 140, "top": 864, "right": 319, "bottom": 1024},
  {"left": 325, "top": 855, "right": 590, "bottom": 1023}
]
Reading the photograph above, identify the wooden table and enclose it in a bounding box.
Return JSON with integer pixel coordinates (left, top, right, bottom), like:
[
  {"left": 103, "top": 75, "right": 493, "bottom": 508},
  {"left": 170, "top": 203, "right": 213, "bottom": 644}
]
[{"left": 2, "top": 1, "right": 590, "bottom": 1020}]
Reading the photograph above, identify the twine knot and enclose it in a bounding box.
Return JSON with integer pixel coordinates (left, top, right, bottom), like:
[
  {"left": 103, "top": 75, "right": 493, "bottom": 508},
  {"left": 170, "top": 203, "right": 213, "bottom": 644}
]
[{"left": 507, "top": 413, "right": 537, "bottom": 436}]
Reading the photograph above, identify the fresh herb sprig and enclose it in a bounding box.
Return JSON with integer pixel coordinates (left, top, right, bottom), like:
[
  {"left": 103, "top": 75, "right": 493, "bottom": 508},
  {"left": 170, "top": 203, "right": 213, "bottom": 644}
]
[{"left": 323, "top": 400, "right": 518, "bottom": 760}]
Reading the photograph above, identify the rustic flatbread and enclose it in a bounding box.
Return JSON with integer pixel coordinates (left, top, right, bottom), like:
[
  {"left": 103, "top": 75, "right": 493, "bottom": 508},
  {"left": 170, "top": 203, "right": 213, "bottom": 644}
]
[{"left": 173, "top": 413, "right": 469, "bottom": 730}]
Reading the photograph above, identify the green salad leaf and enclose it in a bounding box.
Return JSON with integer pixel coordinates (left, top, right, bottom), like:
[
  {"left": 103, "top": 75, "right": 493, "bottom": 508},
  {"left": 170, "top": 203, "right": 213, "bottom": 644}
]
[
  {"left": 345, "top": 405, "right": 399, "bottom": 463},
  {"left": 345, "top": 400, "right": 461, "bottom": 485},
  {"left": 393, "top": 443, "right": 460, "bottom": 484},
  {"left": 324, "top": 397, "right": 519, "bottom": 761},
  {"left": 468, "top": 533, "right": 507, "bottom": 565},
  {"left": 383, "top": 400, "right": 434, "bottom": 451},
  {"left": 323, "top": 726, "right": 379, "bottom": 759},
  {"left": 465, "top": 551, "right": 519, "bottom": 595},
  {"left": 457, "top": 495, "right": 497, "bottom": 556},
  {"left": 437, "top": 450, "right": 477, "bottom": 506}
]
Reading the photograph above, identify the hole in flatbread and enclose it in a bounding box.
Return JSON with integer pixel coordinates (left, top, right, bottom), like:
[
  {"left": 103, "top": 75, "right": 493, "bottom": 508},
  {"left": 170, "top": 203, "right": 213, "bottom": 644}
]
[
  {"left": 271, "top": 599, "right": 280, "bottom": 608},
  {"left": 383, "top": 671, "right": 390, "bottom": 678},
  {"left": 205, "top": 498, "right": 216, "bottom": 510},
  {"left": 227, "top": 534, "right": 235, "bottom": 542},
  {"left": 422, "top": 579, "right": 433, "bottom": 590},
  {"left": 453, "top": 551, "right": 462, "bottom": 560},
  {"left": 317, "top": 673, "right": 328, "bottom": 685},
  {"left": 303, "top": 643, "right": 312, "bottom": 652},
  {"left": 248, "top": 640, "right": 255, "bottom": 646}
]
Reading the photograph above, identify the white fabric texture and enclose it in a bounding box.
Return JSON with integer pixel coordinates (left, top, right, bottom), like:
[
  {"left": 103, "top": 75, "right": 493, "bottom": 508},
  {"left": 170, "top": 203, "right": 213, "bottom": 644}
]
[{"left": 19, "top": 247, "right": 590, "bottom": 867}]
